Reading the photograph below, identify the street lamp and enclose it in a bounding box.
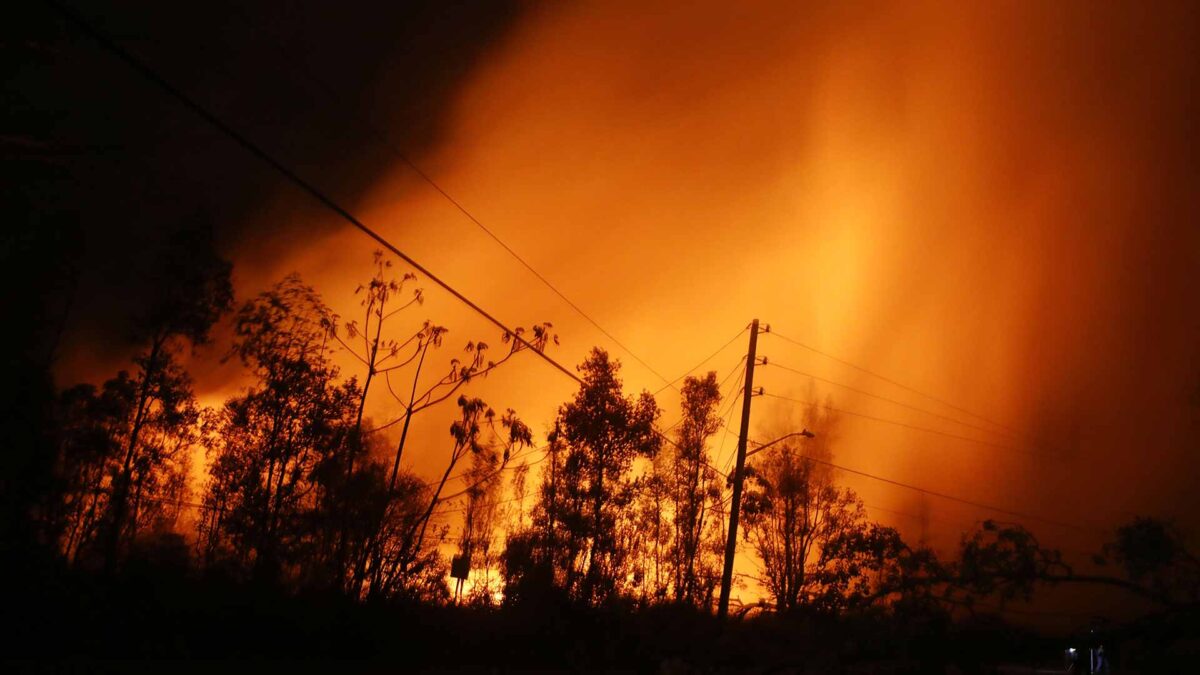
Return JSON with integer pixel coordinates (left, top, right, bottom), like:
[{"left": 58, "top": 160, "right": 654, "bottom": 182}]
[
  {"left": 717, "top": 427, "right": 814, "bottom": 619},
  {"left": 745, "top": 429, "right": 815, "bottom": 459}
]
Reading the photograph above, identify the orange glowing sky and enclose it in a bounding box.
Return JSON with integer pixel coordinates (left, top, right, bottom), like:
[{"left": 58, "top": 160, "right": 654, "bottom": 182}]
[{"left": 51, "top": 0, "right": 1200, "bottom": 619}]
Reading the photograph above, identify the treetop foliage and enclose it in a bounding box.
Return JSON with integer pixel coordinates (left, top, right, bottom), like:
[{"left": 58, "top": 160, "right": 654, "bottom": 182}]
[{"left": 13, "top": 248, "right": 1198, "bottom": 663}]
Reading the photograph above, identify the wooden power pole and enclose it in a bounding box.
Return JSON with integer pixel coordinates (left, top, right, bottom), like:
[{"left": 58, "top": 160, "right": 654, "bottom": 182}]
[{"left": 717, "top": 318, "right": 761, "bottom": 619}]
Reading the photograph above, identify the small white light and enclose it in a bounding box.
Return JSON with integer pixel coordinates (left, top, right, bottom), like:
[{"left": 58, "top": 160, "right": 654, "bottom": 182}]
[{"left": 1068, "top": 647, "right": 1076, "bottom": 653}]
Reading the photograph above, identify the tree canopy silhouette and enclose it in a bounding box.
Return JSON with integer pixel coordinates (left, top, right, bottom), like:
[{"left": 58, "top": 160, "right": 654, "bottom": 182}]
[{"left": 504, "top": 348, "right": 660, "bottom": 606}]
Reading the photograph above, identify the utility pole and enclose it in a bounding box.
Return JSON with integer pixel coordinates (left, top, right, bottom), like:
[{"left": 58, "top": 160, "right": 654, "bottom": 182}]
[{"left": 717, "top": 319, "right": 762, "bottom": 619}]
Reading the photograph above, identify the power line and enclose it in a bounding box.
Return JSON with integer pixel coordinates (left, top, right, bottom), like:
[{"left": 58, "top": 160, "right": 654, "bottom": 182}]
[
  {"left": 658, "top": 352, "right": 746, "bottom": 433},
  {"left": 760, "top": 392, "right": 1041, "bottom": 461},
  {"left": 430, "top": 442, "right": 551, "bottom": 502},
  {"left": 444, "top": 338, "right": 739, "bottom": 497},
  {"left": 434, "top": 349, "right": 750, "bottom": 510},
  {"left": 653, "top": 327, "right": 748, "bottom": 395},
  {"left": 714, "top": 355, "right": 748, "bottom": 403},
  {"left": 762, "top": 360, "right": 1015, "bottom": 441},
  {"left": 64, "top": 8, "right": 1083, "bottom": 552},
  {"left": 717, "top": 378, "right": 746, "bottom": 473},
  {"left": 638, "top": 348, "right": 739, "bottom": 485},
  {"left": 861, "top": 501, "right": 979, "bottom": 531},
  {"left": 55, "top": 6, "right": 766, "bottom": 539},
  {"left": 715, "top": 368, "right": 748, "bottom": 474},
  {"left": 419, "top": 439, "right": 548, "bottom": 490},
  {"left": 746, "top": 437, "right": 1097, "bottom": 533},
  {"left": 858, "top": 502, "right": 1090, "bottom": 549},
  {"left": 218, "top": 4, "right": 675, "bottom": 389},
  {"left": 50, "top": 0, "right": 583, "bottom": 387},
  {"left": 863, "top": 501, "right": 937, "bottom": 525},
  {"left": 765, "top": 330, "right": 1017, "bottom": 436},
  {"left": 59, "top": 3, "right": 719, "bottom": 498},
  {"left": 436, "top": 485, "right": 535, "bottom": 516},
  {"left": 401, "top": 176, "right": 676, "bottom": 386}
]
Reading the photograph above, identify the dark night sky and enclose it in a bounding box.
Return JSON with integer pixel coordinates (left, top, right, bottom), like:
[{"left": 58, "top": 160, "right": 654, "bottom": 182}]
[{"left": 5, "top": 0, "right": 521, "bottom": 363}]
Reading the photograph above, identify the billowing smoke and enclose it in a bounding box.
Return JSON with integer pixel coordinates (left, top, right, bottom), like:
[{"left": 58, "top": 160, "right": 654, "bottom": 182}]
[
  {"left": 347, "top": 0, "right": 1200, "bottom": 554},
  {"left": 42, "top": 0, "right": 1199, "bottom": 620}
]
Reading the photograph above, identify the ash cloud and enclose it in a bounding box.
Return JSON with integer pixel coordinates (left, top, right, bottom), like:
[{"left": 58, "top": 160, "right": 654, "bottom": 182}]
[
  {"left": 7, "top": 0, "right": 522, "bottom": 374},
  {"left": 12, "top": 0, "right": 1200, "bottom": 566}
]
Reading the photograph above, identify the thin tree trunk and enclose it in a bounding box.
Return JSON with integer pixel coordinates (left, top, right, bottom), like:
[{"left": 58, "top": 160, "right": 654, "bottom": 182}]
[
  {"left": 389, "top": 341, "right": 430, "bottom": 490},
  {"left": 411, "top": 446, "right": 461, "bottom": 562},
  {"left": 338, "top": 307, "right": 381, "bottom": 588},
  {"left": 105, "top": 334, "right": 163, "bottom": 571},
  {"left": 586, "top": 449, "right": 605, "bottom": 600}
]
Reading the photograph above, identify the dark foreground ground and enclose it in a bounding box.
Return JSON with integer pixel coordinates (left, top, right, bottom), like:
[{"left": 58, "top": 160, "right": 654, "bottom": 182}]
[{"left": 2, "top": 557, "right": 1195, "bottom": 673}]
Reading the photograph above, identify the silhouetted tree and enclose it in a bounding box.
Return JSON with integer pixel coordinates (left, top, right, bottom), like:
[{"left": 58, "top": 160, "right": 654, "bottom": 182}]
[
  {"left": 53, "top": 383, "right": 120, "bottom": 563},
  {"left": 852, "top": 526, "right": 946, "bottom": 613},
  {"left": 1099, "top": 516, "right": 1200, "bottom": 605},
  {"left": 350, "top": 468, "right": 445, "bottom": 601},
  {"left": 327, "top": 251, "right": 424, "bottom": 446},
  {"left": 667, "top": 372, "right": 724, "bottom": 606},
  {"left": 322, "top": 251, "right": 423, "bottom": 576},
  {"left": 501, "top": 426, "right": 571, "bottom": 606},
  {"left": 741, "top": 403, "right": 902, "bottom": 613},
  {"left": 952, "top": 519, "right": 1072, "bottom": 606},
  {"left": 362, "top": 397, "right": 530, "bottom": 599},
  {"left": 51, "top": 371, "right": 194, "bottom": 567},
  {"left": 517, "top": 349, "right": 661, "bottom": 605},
  {"left": 325, "top": 256, "right": 557, "bottom": 595},
  {"left": 51, "top": 349, "right": 204, "bottom": 572},
  {"left": 99, "top": 222, "right": 232, "bottom": 569},
  {"left": 198, "top": 275, "right": 355, "bottom": 582},
  {"left": 354, "top": 317, "right": 552, "bottom": 596},
  {"left": 509, "top": 460, "right": 530, "bottom": 532},
  {"left": 630, "top": 454, "right": 672, "bottom": 602},
  {"left": 944, "top": 516, "right": 1200, "bottom": 611},
  {"left": 809, "top": 520, "right": 918, "bottom": 611},
  {"left": 373, "top": 322, "right": 557, "bottom": 490},
  {"left": 310, "top": 423, "right": 423, "bottom": 594},
  {"left": 457, "top": 430, "right": 509, "bottom": 604},
  {"left": 742, "top": 442, "right": 869, "bottom": 612}
]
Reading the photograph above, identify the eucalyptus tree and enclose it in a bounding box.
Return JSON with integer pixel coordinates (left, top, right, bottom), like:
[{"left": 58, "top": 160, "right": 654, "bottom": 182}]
[
  {"left": 741, "top": 440, "right": 867, "bottom": 612},
  {"left": 54, "top": 383, "right": 120, "bottom": 564},
  {"left": 91, "top": 222, "right": 231, "bottom": 570},
  {"left": 630, "top": 453, "right": 672, "bottom": 602},
  {"left": 199, "top": 275, "right": 355, "bottom": 581},
  {"left": 323, "top": 251, "right": 559, "bottom": 596},
  {"left": 553, "top": 348, "right": 661, "bottom": 604},
  {"left": 941, "top": 516, "right": 1199, "bottom": 612},
  {"left": 322, "top": 251, "right": 423, "bottom": 577},
  {"left": 373, "top": 322, "right": 557, "bottom": 490},
  {"left": 365, "top": 396, "right": 531, "bottom": 598},
  {"left": 500, "top": 426, "right": 572, "bottom": 605},
  {"left": 668, "top": 372, "right": 724, "bottom": 605},
  {"left": 456, "top": 427, "right": 512, "bottom": 604},
  {"left": 740, "top": 403, "right": 869, "bottom": 612},
  {"left": 55, "top": 371, "right": 195, "bottom": 566}
]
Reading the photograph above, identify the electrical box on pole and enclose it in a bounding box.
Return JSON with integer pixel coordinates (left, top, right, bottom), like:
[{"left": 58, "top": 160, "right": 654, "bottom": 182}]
[{"left": 717, "top": 319, "right": 761, "bottom": 620}]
